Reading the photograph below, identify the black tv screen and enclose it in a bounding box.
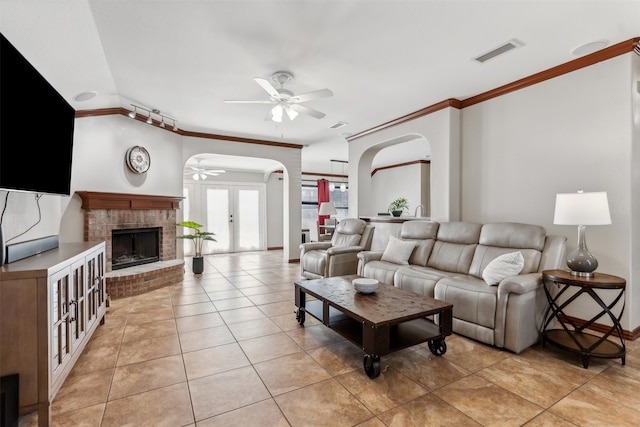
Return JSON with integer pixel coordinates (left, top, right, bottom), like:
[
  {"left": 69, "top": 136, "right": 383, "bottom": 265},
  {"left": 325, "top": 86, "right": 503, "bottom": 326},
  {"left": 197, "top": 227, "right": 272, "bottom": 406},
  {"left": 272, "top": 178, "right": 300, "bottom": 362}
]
[{"left": 1, "top": 32, "right": 75, "bottom": 196}]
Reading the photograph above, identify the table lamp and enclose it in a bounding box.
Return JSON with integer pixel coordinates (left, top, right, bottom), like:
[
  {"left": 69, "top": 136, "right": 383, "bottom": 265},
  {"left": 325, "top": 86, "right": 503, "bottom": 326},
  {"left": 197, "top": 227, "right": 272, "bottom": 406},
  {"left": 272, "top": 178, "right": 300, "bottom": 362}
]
[
  {"left": 553, "top": 190, "right": 611, "bottom": 277},
  {"left": 318, "top": 202, "right": 337, "bottom": 217}
]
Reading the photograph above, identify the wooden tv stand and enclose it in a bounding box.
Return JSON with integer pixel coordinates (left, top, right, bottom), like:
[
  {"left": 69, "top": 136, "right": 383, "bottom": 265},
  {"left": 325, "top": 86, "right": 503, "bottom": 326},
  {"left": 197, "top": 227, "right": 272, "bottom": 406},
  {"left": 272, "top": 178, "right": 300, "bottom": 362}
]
[{"left": 0, "top": 242, "right": 106, "bottom": 427}]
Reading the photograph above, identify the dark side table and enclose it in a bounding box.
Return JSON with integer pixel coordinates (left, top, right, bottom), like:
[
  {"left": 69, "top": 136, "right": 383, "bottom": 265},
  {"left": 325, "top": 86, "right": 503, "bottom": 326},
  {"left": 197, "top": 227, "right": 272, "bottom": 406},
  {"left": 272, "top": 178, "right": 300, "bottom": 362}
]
[{"left": 541, "top": 269, "right": 626, "bottom": 368}]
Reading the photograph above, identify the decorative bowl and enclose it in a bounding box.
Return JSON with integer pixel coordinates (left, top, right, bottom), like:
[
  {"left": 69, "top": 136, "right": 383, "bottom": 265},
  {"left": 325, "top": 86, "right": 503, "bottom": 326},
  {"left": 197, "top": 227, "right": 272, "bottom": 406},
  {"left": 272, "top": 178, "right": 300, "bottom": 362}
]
[{"left": 352, "top": 278, "right": 379, "bottom": 294}]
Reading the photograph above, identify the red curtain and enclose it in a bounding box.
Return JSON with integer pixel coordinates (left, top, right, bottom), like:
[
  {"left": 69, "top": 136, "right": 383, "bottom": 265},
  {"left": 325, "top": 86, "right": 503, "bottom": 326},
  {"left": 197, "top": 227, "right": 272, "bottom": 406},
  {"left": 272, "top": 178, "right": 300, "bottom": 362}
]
[{"left": 317, "top": 179, "right": 330, "bottom": 225}]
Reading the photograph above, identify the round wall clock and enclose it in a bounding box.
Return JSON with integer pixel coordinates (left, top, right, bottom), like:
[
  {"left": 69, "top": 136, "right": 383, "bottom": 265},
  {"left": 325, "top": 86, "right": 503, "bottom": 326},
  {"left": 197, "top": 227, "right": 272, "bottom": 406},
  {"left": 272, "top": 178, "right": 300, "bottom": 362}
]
[{"left": 125, "top": 146, "right": 150, "bottom": 174}]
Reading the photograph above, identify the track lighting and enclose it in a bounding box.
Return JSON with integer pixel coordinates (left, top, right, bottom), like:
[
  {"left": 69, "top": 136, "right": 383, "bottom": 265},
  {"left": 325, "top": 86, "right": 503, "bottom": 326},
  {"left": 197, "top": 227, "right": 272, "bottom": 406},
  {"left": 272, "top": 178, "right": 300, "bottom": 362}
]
[{"left": 128, "top": 104, "right": 178, "bottom": 131}]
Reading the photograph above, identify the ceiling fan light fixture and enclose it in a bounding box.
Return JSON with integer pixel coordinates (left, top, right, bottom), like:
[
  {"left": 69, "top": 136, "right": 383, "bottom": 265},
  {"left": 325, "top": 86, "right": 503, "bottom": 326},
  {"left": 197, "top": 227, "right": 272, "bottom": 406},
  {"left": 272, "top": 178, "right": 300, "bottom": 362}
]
[
  {"left": 271, "top": 104, "right": 283, "bottom": 123},
  {"left": 285, "top": 106, "right": 298, "bottom": 120}
]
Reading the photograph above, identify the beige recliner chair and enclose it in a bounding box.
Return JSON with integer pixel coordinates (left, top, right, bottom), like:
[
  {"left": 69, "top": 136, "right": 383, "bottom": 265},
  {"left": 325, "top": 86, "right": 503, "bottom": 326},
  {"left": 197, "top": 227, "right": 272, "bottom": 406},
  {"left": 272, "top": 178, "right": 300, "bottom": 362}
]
[{"left": 300, "top": 218, "right": 374, "bottom": 279}]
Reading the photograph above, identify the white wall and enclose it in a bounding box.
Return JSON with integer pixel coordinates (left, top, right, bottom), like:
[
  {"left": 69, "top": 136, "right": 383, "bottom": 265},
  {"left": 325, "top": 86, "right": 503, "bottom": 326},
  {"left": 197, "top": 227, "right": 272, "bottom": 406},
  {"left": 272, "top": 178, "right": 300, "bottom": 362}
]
[
  {"left": 461, "top": 54, "right": 634, "bottom": 328},
  {"left": 3, "top": 114, "right": 301, "bottom": 262},
  {"left": 371, "top": 163, "right": 423, "bottom": 215}
]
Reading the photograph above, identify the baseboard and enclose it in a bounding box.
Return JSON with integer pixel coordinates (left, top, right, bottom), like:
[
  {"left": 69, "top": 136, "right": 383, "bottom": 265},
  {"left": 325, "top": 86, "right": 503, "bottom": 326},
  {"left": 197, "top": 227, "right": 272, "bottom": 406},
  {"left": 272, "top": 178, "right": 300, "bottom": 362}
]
[{"left": 5, "top": 235, "right": 59, "bottom": 264}]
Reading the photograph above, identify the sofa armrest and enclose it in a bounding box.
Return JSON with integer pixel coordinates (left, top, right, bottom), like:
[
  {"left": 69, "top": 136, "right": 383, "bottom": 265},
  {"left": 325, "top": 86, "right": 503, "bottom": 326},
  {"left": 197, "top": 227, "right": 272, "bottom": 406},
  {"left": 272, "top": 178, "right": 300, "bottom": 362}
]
[
  {"left": 326, "top": 245, "right": 363, "bottom": 255},
  {"left": 300, "top": 242, "right": 332, "bottom": 252},
  {"left": 357, "top": 251, "right": 384, "bottom": 263},
  {"left": 498, "top": 273, "right": 542, "bottom": 295}
]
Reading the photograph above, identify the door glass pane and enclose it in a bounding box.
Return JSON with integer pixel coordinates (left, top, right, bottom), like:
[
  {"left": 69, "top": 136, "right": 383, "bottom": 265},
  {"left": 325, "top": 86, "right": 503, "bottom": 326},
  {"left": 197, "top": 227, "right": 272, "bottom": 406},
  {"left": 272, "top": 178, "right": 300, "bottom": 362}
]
[
  {"left": 206, "top": 188, "right": 230, "bottom": 252},
  {"left": 237, "top": 189, "right": 260, "bottom": 251}
]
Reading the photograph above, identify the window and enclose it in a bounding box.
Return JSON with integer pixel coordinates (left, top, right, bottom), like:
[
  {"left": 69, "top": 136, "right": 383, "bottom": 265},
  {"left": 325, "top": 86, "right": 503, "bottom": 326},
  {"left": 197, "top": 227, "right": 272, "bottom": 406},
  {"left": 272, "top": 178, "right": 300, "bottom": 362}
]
[{"left": 301, "top": 180, "right": 348, "bottom": 230}]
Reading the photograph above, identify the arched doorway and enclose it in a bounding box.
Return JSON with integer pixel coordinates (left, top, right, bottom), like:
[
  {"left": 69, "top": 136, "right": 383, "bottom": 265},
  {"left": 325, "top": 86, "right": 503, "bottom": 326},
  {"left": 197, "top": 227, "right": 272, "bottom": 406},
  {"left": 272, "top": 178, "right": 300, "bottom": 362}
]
[{"left": 181, "top": 153, "right": 283, "bottom": 255}]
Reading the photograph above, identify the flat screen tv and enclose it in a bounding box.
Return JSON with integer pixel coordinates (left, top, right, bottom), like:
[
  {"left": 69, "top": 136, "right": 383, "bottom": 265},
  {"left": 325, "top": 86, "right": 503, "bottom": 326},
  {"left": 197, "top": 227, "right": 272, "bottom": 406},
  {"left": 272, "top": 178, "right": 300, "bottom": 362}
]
[{"left": 1, "top": 32, "right": 75, "bottom": 196}]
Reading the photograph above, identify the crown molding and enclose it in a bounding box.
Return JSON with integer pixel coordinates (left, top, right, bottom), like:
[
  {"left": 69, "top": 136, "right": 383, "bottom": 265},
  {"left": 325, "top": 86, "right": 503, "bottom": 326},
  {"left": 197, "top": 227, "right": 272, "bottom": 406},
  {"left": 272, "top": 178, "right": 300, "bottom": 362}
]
[{"left": 348, "top": 37, "right": 639, "bottom": 142}]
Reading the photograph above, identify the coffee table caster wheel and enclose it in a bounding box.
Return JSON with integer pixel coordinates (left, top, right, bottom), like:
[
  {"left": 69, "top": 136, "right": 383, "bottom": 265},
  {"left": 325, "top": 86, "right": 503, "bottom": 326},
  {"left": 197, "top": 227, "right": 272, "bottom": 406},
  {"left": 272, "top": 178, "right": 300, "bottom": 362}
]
[
  {"left": 428, "top": 338, "right": 447, "bottom": 356},
  {"left": 363, "top": 354, "right": 381, "bottom": 379},
  {"left": 295, "top": 308, "right": 305, "bottom": 325}
]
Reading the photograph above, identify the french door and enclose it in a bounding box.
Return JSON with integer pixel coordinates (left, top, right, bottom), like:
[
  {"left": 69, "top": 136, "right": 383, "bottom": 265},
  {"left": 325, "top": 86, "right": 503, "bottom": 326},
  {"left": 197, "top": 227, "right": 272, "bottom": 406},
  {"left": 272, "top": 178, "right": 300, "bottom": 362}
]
[{"left": 202, "top": 184, "right": 265, "bottom": 253}]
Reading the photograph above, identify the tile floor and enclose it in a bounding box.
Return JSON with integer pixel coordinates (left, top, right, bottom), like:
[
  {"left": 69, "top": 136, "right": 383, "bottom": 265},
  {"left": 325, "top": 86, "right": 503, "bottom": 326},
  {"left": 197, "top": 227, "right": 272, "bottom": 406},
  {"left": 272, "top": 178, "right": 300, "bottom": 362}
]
[{"left": 20, "top": 250, "right": 640, "bottom": 426}]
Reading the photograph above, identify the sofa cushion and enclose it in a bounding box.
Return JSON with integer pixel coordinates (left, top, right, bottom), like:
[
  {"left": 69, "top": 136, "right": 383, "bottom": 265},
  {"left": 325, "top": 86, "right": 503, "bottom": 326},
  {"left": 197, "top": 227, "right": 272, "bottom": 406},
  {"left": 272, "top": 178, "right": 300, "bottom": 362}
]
[
  {"left": 434, "top": 275, "right": 497, "bottom": 329},
  {"left": 427, "top": 241, "right": 478, "bottom": 274},
  {"left": 362, "top": 260, "right": 399, "bottom": 286},
  {"left": 482, "top": 251, "right": 525, "bottom": 285},
  {"left": 479, "top": 223, "right": 546, "bottom": 252},
  {"left": 394, "top": 266, "right": 452, "bottom": 297},
  {"left": 381, "top": 236, "right": 416, "bottom": 265},
  {"left": 333, "top": 233, "right": 361, "bottom": 247},
  {"left": 400, "top": 221, "right": 439, "bottom": 266}
]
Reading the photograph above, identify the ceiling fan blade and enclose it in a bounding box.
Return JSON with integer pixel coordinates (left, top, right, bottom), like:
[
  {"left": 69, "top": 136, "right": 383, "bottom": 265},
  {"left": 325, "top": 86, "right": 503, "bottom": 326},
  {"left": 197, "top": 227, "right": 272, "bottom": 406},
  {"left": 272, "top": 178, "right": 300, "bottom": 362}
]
[
  {"left": 223, "top": 99, "right": 274, "bottom": 104},
  {"left": 285, "top": 105, "right": 299, "bottom": 121},
  {"left": 204, "top": 170, "right": 225, "bottom": 174},
  {"left": 290, "top": 88, "right": 333, "bottom": 103},
  {"left": 254, "top": 77, "right": 280, "bottom": 99},
  {"left": 290, "top": 103, "right": 326, "bottom": 119}
]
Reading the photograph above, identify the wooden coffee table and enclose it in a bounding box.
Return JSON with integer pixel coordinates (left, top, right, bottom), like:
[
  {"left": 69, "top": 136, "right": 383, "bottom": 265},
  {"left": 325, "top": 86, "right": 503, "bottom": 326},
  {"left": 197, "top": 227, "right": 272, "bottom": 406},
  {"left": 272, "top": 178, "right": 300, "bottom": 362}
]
[{"left": 294, "top": 275, "right": 453, "bottom": 378}]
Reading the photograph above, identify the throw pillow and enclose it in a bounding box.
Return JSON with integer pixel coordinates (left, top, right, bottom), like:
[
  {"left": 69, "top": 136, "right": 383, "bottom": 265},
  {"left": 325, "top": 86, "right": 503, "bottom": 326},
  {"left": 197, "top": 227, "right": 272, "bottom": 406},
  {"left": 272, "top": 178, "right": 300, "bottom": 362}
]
[
  {"left": 482, "top": 251, "right": 525, "bottom": 285},
  {"left": 381, "top": 236, "right": 416, "bottom": 265}
]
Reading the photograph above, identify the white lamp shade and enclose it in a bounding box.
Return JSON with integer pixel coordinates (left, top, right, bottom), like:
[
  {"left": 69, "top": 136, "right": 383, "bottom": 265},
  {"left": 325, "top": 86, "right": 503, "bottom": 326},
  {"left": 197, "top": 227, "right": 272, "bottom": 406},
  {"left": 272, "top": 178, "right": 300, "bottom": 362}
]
[
  {"left": 553, "top": 191, "right": 611, "bottom": 225},
  {"left": 318, "top": 202, "right": 337, "bottom": 216}
]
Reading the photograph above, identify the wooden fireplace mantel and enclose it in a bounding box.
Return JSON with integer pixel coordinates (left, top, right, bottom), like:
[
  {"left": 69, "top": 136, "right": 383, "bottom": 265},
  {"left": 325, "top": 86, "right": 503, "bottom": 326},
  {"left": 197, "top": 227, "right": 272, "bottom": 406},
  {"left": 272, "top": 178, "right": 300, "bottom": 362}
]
[{"left": 76, "top": 191, "right": 183, "bottom": 210}]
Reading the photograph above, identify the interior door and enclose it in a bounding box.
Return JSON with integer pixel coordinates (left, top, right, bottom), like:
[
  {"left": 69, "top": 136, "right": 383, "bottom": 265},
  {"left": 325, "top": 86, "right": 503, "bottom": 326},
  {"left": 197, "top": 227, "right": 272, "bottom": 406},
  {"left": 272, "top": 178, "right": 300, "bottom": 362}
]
[{"left": 203, "top": 184, "right": 265, "bottom": 253}]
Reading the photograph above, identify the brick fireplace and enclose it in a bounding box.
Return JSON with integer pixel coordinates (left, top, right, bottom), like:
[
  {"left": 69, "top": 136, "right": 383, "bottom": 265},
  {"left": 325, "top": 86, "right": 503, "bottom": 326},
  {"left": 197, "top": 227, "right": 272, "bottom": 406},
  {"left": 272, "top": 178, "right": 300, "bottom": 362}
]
[{"left": 77, "top": 191, "right": 185, "bottom": 298}]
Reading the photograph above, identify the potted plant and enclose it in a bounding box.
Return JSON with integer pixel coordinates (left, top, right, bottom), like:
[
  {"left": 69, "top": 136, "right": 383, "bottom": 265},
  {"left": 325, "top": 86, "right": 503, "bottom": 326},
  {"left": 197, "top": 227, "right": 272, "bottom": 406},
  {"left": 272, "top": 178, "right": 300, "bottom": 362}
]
[
  {"left": 389, "top": 197, "right": 409, "bottom": 217},
  {"left": 176, "top": 221, "right": 216, "bottom": 274}
]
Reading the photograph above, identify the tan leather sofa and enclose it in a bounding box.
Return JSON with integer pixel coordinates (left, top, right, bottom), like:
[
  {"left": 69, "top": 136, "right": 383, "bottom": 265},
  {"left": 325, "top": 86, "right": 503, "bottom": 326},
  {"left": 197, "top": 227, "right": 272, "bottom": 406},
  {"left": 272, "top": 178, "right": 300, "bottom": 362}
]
[
  {"left": 300, "top": 218, "right": 374, "bottom": 279},
  {"left": 357, "top": 220, "right": 566, "bottom": 353}
]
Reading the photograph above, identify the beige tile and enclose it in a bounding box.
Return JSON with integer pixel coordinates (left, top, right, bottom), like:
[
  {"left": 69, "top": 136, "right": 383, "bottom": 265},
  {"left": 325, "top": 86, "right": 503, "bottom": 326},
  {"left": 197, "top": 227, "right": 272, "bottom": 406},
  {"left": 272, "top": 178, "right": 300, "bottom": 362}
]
[
  {"left": 171, "top": 292, "right": 211, "bottom": 306},
  {"left": 71, "top": 339, "right": 120, "bottom": 374},
  {"left": 275, "top": 378, "right": 373, "bottom": 426},
  {"left": 178, "top": 324, "right": 236, "bottom": 352},
  {"left": 189, "top": 366, "right": 271, "bottom": 421},
  {"left": 102, "top": 382, "right": 193, "bottom": 427},
  {"left": 285, "top": 323, "right": 346, "bottom": 350},
  {"left": 218, "top": 306, "right": 267, "bottom": 324},
  {"left": 212, "top": 296, "right": 254, "bottom": 311},
  {"left": 239, "top": 332, "right": 303, "bottom": 364},
  {"left": 51, "top": 369, "right": 113, "bottom": 416},
  {"left": 247, "top": 290, "right": 291, "bottom": 305},
  {"left": 227, "top": 317, "right": 283, "bottom": 341},
  {"left": 183, "top": 342, "right": 250, "bottom": 380},
  {"left": 122, "top": 318, "right": 177, "bottom": 343},
  {"left": 579, "top": 364, "right": 640, "bottom": 410},
  {"left": 173, "top": 301, "right": 216, "bottom": 318},
  {"left": 336, "top": 368, "right": 427, "bottom": 414},
  {"left": 50, "top": 403, "right": 106, "bottom": 427},
  {"left": 436, "top": 374, "right": 544, "bottom": 426},
  {"left": 206, "top": 289, "right": 245, "bottom": 300},
  {"left": 549, "top": 386, "right": 640, "bottom": 426},
  {"left": 125, "top": 306, "right": 175, "bottom": 324},
  {"left": 307, "top": 339, "right": 364, "bottom": 376},
  {"left": 378, "top": 393, "right": 480, "bottom": 426},
  {"left": 441, "top": 334, "right": 511, "bottom": 372},
  {"left": 257, "top": 300, "right": 297, "bottom": 317},
  {"left": 254, "top": 351, "right": 332, "bottom": 395},
  {"left": 196, "top": 399, "right": 290, "bottom": 427},
  {"left": 387, "top": 346, "right": 469, "bottom": 391},
  {"left": 175, "top": 312, "right": 225, "bottom": 333},
  {"left": 523, "top": 411, "right": 578, "bottom": 426},
  {"left": 116, "top": 334, "right": 181, "bottom": 366},
  {"left": 108, "top": 355, "right": 186, "bottom": 400}
]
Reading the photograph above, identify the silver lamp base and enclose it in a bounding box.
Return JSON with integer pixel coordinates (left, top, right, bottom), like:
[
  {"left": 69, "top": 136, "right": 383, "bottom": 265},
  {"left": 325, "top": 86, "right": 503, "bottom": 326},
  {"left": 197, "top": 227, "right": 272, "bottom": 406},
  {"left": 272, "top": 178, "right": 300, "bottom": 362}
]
[{"left": 566, "top": 225, "right": 598, "bottom": 278}]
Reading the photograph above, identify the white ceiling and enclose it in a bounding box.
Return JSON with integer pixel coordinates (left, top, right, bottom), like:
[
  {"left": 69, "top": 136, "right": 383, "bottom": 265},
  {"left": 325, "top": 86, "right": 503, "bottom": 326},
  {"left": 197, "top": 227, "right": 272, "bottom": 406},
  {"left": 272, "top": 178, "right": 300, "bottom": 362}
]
[{"left": 1, "top": 1, "right": 638, "bottom": 174}]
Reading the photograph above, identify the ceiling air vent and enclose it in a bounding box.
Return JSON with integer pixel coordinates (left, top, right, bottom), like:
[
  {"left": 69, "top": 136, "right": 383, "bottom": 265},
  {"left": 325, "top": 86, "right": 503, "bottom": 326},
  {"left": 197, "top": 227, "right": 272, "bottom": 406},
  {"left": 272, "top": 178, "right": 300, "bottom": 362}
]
[
  {"left": 329, "top": 121, "right": 348, "bottom": 129},
  {"left": 474, "top": 39, "right": 523, "bottom": 63}
]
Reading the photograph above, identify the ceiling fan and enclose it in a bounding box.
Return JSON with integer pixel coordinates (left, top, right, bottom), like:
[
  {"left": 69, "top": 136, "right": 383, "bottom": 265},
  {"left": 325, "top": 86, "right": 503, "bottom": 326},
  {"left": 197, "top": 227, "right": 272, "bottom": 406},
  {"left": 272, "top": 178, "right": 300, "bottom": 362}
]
[
  {"left": 224, "top": 71, "right": 333, "bottom": 122},
  {"left": 185, "top": 160, "right": 226, "bottom": 181}
]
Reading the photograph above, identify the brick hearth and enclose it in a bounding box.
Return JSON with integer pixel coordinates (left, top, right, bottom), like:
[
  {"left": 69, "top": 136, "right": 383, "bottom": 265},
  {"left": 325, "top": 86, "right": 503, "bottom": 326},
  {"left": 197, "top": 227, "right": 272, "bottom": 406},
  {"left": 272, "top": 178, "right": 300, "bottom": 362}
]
[{"left": 77, "top": 191, "right": 185, "bottom": 298}]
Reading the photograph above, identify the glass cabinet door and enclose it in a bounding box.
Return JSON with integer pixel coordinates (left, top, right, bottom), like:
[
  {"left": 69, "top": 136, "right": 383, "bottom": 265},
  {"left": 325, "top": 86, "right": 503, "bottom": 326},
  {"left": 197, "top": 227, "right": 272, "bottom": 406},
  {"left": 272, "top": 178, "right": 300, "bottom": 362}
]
[
  {"left": 50, "top": 268, "right": 71, "bottom": 375},
  {"left": 69, "top": 259, "right": 86, "bottom": 350}
]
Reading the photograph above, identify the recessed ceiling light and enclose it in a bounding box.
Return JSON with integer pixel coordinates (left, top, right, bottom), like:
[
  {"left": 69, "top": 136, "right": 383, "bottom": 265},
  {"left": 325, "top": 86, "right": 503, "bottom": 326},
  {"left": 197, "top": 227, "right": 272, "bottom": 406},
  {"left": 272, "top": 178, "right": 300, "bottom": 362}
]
[
  {"left": 571, "top": 40, "right": 609, "bottom": 57},
  {"left": 73, "top": 91, "right": 97, "bottom": 102}
]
